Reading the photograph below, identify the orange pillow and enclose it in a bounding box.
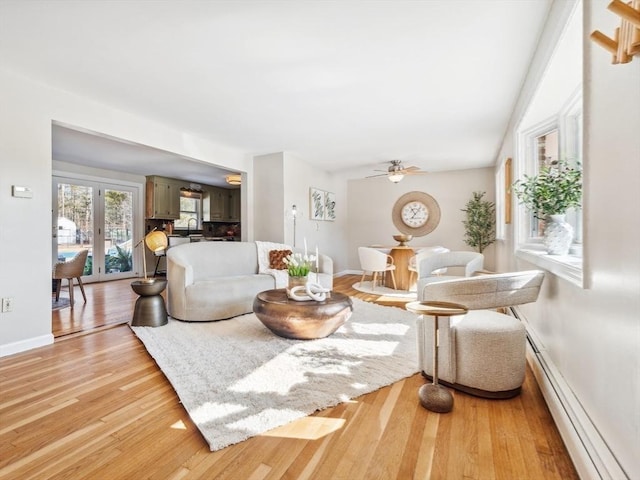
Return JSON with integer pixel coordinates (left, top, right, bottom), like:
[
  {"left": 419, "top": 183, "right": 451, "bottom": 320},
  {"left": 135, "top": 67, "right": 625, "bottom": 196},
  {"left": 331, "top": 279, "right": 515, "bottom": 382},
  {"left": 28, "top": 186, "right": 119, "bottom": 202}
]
[{"left": 269, "top": 249, "right": 292, "bottom": 270}]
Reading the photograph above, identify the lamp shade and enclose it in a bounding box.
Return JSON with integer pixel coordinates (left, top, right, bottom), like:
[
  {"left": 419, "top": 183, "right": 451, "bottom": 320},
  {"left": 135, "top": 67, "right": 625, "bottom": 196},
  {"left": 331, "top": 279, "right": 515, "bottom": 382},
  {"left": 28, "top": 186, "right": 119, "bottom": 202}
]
[
  {"left": 388, "top": 173, "right": 404, "bottom": 183},
  {"left": 225, "top": 174, "right": 242, "bottom": 185},
  {"left": 145, "top": 230, "right": 168, "bottom": 253}
]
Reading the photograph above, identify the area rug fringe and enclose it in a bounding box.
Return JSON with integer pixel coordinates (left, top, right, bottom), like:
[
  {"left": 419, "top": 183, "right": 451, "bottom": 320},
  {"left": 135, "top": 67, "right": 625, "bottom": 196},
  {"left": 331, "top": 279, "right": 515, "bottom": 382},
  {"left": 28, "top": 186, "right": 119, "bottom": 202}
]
[{"left": 131, "top": 297, "right": 418, "bottom": 451}]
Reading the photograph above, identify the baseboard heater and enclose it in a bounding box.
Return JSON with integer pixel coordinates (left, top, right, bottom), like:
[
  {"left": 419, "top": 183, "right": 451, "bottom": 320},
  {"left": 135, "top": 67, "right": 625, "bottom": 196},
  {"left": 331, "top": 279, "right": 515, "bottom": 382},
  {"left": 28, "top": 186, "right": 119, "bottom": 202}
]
[{"left": 509, "top": 307, "right": 628, "bottom": 480}]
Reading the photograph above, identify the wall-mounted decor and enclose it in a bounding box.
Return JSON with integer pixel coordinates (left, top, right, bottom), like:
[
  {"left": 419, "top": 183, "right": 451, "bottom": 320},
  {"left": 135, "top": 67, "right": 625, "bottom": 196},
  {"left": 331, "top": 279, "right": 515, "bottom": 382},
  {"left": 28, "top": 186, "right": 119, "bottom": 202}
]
[
  {"left": 309, "top": 188, "right": 324, "bottom": 220},
  {"left": 590, "top": 0, "right": 640, "bottom": 64},
  {"left": 391, "top": 191, "right": 441, "bottom": 237},
  {"left": 324, "top": 191, "right": 336, "bottom": 221},
  {"left": 505, "top": 157, "right": 512, "bottom": 224}
]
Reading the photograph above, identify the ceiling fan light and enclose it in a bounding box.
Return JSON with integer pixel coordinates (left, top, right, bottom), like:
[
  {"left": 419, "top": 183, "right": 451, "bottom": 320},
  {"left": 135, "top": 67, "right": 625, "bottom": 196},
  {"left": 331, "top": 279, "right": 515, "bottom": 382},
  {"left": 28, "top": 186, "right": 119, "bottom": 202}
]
[
  {"left": 388, "top": 173, "right": 404, "bottom": 183},
  {"left": 225, "top": 174, "right": 242, "bottom": 185}
]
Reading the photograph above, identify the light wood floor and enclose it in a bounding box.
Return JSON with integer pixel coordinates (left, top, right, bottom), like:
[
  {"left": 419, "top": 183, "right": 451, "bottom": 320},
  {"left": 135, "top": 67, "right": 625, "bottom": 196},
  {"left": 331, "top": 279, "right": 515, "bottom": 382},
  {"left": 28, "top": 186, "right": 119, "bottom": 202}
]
[{"left": 1, "top": 275, "right": 578, "bottom": 479}]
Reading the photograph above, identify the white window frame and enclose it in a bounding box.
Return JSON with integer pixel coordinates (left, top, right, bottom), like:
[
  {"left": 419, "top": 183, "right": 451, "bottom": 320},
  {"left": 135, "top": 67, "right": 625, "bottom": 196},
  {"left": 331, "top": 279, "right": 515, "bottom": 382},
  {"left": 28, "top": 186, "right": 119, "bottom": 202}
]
[{"left": 514, "top": 88, "right": 584, "bottom": 287}]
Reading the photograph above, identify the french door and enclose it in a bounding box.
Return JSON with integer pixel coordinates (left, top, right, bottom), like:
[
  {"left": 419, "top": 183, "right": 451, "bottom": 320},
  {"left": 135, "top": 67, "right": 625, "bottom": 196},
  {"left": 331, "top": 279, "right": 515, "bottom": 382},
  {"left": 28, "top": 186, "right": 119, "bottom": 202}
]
[{"left": 52, "top": 175, "right": 140, "bottom": 283}]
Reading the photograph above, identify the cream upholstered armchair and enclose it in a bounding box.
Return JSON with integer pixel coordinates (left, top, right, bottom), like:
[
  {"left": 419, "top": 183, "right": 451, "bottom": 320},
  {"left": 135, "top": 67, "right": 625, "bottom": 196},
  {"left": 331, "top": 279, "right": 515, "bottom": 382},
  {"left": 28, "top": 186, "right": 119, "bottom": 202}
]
[
  {"left": 407, "top": 246, "right": 450, "bottom": 286},
  {"left": 416, "top": 251, "right": 483, "bottom": 291},
  {"left": 416, "top": 270, "right": 545, "bottom": 398},
  {"left": 358, "top": 246, "right": 397, "bottom": 290},
  {"left": 53, "top": 249, "right": 89, "bottom": 306}
]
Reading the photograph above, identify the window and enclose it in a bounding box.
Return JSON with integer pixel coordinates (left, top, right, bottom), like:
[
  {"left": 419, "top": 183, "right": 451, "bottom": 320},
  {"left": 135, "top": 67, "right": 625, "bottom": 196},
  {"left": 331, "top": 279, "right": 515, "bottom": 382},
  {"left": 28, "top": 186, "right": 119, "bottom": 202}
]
[
  {"left": 514, "top": 89, "right": 583, "bottom": 286},
  {"left": 174, "top": 191, "right": 202, "bottom": 230}
]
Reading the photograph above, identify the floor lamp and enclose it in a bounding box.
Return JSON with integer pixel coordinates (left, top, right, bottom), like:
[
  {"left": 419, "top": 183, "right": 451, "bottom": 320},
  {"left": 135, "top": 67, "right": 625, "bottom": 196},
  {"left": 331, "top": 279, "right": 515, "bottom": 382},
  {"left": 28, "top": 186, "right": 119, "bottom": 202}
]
[{"left": 292, "top": 204, "right": 298, "bottom": 247}]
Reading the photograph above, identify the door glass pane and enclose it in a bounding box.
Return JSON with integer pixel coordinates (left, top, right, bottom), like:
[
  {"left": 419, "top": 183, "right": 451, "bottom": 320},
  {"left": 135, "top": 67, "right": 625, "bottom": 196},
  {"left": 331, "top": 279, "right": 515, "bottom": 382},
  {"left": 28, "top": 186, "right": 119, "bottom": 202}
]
[
  {"left": 57, "top": 183, "right": 93, "bottom": 275},
  {"left": 104, "top": 188, "right": 133, "bottom": 274}
]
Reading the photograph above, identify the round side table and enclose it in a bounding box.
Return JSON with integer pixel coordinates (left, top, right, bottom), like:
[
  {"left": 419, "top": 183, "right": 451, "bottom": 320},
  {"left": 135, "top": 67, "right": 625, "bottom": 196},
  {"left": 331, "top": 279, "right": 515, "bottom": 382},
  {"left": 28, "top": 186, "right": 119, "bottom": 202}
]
[
  {"left": 131, "top": 280, "right": 168, "bottom": 327},
  {"left": 405, "top": 300, "right": 468, "bottom": 413}
]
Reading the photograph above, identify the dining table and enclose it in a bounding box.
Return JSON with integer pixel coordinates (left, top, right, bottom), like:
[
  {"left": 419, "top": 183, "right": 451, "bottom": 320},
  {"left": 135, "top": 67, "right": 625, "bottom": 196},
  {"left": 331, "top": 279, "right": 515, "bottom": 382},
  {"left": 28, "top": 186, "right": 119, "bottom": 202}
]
[{"left": 383, "top": 245, "right": 416, "bottom": 291}]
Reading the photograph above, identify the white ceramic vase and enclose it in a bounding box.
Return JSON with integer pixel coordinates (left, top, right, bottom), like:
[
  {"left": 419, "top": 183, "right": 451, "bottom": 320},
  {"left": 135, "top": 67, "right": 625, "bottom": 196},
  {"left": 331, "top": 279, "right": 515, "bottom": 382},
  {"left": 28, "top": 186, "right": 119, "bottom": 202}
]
[{"left": 543, "top": 214, "right": 573, "bottom": 255}]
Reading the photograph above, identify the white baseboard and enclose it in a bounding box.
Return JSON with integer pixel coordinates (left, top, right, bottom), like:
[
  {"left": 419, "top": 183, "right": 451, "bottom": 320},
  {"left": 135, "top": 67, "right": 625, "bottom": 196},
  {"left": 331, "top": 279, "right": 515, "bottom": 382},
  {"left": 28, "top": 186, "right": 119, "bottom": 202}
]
[
  {"left": 514, "top": 307, "right": 628, "bottom": 480},
  {"left": 336, "top": 269, "right": 362, "bottom": 276},
  {"left": 0, "top": 334, "right": 54, "bottom": 358}
]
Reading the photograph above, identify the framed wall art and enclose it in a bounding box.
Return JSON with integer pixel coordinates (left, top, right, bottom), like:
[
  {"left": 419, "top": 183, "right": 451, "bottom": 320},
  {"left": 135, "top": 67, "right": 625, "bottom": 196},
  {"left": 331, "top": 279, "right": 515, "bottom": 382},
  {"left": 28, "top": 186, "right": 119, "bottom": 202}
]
[
  {"left": 324, "top": 191, "right": 336, "bottom": 221},
  {"left": 309, "top": 187, "right": 325, "bottom": 220}
]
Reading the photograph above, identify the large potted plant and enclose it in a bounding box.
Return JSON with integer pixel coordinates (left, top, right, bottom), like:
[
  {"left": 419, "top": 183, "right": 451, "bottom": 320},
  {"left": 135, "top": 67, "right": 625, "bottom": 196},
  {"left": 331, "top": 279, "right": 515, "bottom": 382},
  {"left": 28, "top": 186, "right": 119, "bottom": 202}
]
[
  {"left": 512, "top": 160, "right": 582, "bottom": 255},
  {"left": 461, "top": 191, "right": 496, "bottom": 253}
]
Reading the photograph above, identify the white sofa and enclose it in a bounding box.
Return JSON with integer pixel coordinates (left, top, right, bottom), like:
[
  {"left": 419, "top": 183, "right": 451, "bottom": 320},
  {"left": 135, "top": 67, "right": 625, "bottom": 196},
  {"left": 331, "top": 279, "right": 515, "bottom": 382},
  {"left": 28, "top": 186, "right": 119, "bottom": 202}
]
[{"left": 166, "top": 241, "right": 333, "bottom": 321}]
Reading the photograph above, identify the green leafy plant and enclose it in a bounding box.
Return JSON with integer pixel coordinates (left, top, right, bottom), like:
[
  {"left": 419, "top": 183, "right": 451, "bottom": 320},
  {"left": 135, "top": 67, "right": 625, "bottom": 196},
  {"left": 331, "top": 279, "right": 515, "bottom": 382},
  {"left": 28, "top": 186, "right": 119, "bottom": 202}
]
[
  {"left": 282, "top": 252, "right": 316, "bottom": 277},
  {"left": 512, "top": 160, "right": 582, "bottom": 219},
  {"left": 461, "top": 191, "right": 496, "bottom": 253}
]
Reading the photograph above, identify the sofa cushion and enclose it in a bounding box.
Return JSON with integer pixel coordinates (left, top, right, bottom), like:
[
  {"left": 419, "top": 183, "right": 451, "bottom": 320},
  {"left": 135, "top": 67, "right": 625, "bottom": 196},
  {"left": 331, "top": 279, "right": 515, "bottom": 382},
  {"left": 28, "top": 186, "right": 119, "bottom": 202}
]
[{"left": 269, "top": 249, "right": 292, "bottom": 270}]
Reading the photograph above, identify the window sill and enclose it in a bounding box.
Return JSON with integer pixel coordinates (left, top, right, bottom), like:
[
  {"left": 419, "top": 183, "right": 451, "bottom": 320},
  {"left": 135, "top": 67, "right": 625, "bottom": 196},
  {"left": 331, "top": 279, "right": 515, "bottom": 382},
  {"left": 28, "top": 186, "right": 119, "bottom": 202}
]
[{"left": 516, "top": 246, "right": 584, "bottom": 288}]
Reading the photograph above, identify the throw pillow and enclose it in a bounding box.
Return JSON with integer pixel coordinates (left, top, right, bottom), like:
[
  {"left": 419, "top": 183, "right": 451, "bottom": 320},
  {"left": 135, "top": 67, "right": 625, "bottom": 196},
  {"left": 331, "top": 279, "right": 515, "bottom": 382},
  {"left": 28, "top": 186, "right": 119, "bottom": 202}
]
[{"left": 269, "top": 249, "right": 292, "bottom": 270}]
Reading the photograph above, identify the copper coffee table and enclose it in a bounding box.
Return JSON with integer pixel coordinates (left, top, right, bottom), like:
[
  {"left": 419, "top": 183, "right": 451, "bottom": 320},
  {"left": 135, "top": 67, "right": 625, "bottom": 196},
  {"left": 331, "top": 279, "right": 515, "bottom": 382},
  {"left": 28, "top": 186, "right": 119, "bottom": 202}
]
[{"left": 253, "top": 289, "right": 353, "bottom": 340}]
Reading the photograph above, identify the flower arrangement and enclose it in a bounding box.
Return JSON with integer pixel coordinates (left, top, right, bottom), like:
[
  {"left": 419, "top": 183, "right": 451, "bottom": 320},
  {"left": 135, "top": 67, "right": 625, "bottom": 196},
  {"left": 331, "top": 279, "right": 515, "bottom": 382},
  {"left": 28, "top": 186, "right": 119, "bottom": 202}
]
[
  {"left": 512, "top": 160, "right": 582, "bottom": 219},
  {"left": 282, "top": 252, "right": 316, "bottom": 278}
]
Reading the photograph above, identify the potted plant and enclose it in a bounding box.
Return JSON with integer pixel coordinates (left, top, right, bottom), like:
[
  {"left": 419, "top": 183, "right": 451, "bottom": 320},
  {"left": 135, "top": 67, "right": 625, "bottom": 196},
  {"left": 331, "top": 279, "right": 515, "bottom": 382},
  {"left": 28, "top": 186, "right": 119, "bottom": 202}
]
[
  {"left": 512, "top": 160, "right": 582, "bottom": 255},
  {"left": 461, "top": 191, "right": 496, "bottom": 253}
]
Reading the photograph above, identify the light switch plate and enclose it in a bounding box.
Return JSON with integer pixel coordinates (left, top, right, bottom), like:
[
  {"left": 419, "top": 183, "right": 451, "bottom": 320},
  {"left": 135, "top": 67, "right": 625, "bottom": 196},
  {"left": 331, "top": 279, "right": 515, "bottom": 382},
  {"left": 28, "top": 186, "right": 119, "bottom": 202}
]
[{"left": 12, "top": 185, "right": 33, "bottom": 198}]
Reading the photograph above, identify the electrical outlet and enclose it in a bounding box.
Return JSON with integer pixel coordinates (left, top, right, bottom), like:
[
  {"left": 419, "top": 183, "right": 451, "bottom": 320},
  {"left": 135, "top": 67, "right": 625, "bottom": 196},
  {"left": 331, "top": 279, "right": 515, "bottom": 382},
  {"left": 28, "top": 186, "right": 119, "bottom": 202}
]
[{"left": 1, "top": 297, "right": 13, "bottom": 313}]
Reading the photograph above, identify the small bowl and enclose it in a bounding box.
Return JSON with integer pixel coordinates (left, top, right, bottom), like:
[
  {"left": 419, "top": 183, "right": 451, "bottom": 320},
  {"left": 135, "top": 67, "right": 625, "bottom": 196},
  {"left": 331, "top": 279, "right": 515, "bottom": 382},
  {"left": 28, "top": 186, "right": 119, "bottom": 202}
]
[{"left": 393, "top": 234, "right": 413, "bottom": 246}]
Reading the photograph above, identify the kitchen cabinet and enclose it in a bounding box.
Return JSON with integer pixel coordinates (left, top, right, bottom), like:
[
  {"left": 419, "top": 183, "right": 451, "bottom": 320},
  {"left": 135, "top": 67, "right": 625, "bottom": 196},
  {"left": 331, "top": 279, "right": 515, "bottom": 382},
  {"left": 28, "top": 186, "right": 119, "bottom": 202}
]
[
  {"left": 203, "top": 187, "right": 229, "bottom": 222},
  {"left": 227, "top": 189, "right": 240, "bottom": 222},
  {"left": 146, "top": 176, "right": 180, "bottom": 219}
]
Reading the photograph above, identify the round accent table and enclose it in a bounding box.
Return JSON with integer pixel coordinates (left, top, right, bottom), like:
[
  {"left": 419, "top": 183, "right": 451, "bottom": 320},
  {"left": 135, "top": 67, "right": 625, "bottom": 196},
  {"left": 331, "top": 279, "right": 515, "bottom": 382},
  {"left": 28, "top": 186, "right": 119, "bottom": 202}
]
[
  {"left": 253, "top": 289, "right": 353, "bottom": 340},
  {"left": 405, "top": 300, "right": 468, "bottom": 413},
  {"left": 131, "top": 280, "right": 168, "bottom": 327}
]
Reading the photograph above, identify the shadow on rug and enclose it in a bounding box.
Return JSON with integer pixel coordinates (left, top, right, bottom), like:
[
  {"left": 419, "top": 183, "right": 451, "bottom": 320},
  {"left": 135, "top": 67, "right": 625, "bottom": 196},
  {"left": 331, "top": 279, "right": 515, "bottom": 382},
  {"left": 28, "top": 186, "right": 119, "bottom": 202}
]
[{"left": 131, "top": 297, "right": 418, "bottom": 451}]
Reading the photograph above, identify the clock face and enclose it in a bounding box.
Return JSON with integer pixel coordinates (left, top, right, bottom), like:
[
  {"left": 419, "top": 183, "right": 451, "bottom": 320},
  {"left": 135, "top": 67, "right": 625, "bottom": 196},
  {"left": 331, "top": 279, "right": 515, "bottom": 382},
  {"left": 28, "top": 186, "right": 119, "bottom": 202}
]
[{"left": 401, "top": 201, "right": 429, "bottom": 228}]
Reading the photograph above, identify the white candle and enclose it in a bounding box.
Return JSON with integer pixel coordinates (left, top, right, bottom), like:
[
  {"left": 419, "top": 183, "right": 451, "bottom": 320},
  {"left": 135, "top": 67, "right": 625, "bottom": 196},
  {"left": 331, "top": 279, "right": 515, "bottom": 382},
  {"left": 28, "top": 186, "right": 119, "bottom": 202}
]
[
  {"left": 315, "top": 245, "right": 319, "bottom": 271},
  {"left": 304, "top": 238, "right": 308, "bottom": 256}
]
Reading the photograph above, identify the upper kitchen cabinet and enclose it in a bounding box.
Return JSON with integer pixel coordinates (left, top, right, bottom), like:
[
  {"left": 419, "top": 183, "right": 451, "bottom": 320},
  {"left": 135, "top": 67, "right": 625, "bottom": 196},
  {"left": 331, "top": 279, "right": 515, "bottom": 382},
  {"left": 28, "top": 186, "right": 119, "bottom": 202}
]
[
  {"left": 227, "top": 189, "right": 240, "bottom": 222},
  {"left": 204, "top": 187, "right": 227, "bottom": 221},
  {"left": 145, "top": 175, "right": 180, "bottom": 219}
]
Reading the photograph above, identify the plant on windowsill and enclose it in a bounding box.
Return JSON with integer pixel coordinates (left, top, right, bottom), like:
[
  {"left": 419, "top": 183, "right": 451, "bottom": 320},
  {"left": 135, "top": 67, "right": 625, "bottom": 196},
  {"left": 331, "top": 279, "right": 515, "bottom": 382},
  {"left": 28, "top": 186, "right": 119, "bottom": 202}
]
[
  {"left": 512, "top": 160, "right": 582, "bottom": 255},
  {"left": 461, "top": 191, "right": 496, "bottom": 254}
]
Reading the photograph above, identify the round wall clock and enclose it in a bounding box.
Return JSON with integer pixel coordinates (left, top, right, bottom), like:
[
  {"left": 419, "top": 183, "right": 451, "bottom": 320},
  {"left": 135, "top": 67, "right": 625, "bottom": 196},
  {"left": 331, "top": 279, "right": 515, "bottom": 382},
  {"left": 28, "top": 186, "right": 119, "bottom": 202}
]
[{"left": 392, "top": 191, "right": 441, "bottom": 236}]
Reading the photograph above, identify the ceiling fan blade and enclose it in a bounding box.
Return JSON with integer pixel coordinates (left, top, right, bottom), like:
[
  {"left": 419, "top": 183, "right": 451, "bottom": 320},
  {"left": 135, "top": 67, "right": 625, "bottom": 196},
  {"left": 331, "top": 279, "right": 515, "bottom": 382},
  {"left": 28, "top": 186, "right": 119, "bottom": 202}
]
[
  {"left": 404, "top": 170, "right": 429, "bottom": 175},
  {"left": 365, "top": 173, "right": 389, "bottom": 178},
  {"left": 404, "top": 166, "right": 420, "bottom": 172}
]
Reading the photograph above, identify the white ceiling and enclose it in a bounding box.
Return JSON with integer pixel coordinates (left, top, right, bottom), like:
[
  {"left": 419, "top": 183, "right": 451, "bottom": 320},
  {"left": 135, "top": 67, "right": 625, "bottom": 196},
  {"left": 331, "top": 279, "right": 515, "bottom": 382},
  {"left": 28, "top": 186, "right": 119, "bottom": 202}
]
[{"left": 0, "top": 0, "right": 552, "bottom": 183}]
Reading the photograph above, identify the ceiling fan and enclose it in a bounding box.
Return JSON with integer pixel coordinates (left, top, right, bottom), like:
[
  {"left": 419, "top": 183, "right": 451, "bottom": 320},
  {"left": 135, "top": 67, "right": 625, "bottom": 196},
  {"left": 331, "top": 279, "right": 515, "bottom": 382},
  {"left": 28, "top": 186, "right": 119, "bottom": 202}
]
[{"left": 366, "top": 160, "right": 428, "bottom": 183}]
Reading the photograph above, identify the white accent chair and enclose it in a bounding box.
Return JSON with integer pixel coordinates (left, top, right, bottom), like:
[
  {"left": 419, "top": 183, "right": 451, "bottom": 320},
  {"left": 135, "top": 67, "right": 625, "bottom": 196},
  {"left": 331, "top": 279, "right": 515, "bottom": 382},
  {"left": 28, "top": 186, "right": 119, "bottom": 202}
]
[
  {"left": 407, "top": 246, "right": 450, "bottom": 286},
  {"left": 416, "top": 251, "right": 484, "bottom": 292},
  {"left": 358, "top": 246, "right": 397, "bottom": 290},
  {"left": 416, "top": 270, "right": 545, "bottom": 398}
]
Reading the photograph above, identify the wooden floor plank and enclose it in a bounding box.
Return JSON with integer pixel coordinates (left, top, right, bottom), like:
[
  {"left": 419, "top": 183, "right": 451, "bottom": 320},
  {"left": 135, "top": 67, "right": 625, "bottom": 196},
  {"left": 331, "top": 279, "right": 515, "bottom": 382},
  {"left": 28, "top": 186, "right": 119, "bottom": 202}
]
[{"left": 0, "top": 275, "right": 580, "bottom": 479}]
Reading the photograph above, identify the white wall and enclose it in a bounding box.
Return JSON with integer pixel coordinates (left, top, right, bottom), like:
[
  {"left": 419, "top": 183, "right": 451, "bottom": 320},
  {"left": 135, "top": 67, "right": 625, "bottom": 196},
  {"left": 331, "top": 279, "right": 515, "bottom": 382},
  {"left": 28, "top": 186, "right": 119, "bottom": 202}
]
[
  {"left": 347, "top": 168, "right": 496, "bottom": 271},
  {"left": 494, "top": 1, "right": 640, "bottom": 477},
  {"left": 252, "top": 152, "right": 348, "bottom": 272},
  {"left": 0, "top": 68, "right": 249, "bottom": 356}
]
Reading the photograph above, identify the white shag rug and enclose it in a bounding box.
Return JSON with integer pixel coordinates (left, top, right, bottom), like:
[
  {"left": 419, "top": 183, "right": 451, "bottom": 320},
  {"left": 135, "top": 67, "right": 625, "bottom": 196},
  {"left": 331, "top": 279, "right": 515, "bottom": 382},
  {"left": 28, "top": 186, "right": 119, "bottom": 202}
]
[
  {"left": 131, "top": 298, "right": 418, "bottom": 451},
  {"left": 352, "top": 281, "right": 417, "bottom": 299}
]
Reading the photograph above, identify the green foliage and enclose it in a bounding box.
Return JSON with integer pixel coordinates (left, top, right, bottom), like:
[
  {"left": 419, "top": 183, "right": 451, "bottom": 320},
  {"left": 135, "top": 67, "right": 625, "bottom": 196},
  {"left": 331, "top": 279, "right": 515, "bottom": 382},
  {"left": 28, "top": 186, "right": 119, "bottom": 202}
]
[
  {"left": 512, "top": 160, "right": 582, "bottom": 219},
  {"left": 461, "top": 191, "right": 496, "bottom": 253},
  {"left": 106, "top": 245, "right": 132, "bottom": 273}
]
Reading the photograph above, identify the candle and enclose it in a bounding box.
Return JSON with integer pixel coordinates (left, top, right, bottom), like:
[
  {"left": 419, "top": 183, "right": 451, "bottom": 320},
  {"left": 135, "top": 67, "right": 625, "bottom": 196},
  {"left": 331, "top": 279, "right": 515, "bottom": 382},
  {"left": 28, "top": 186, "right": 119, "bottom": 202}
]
[
  {"left": 315, "top": 245, "right": 319, "bottom": 271},
  {"left": 304, "top": 238, "right": 308, "bottom": 256}
]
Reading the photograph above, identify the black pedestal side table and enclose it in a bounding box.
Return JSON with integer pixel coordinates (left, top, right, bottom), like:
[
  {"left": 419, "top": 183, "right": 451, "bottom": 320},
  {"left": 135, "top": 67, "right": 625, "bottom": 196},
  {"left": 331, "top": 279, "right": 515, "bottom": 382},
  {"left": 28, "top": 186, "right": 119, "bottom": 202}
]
[
  {"left": 131, "top": 279, "right": 168, "bottom": 327},
  {"left": 405, "top": 300, "right": 468, "bottom": 413}
]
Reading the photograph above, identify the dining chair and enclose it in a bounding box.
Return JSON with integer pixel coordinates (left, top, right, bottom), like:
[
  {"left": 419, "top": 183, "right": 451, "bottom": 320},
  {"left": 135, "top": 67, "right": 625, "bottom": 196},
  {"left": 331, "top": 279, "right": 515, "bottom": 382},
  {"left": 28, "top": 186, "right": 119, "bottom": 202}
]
[
  {"left": 358, "top": 246, "right": 397, "bottom": 290},
  {"left": 52, "top": 249, "right": 89, "bottom": 306}
]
